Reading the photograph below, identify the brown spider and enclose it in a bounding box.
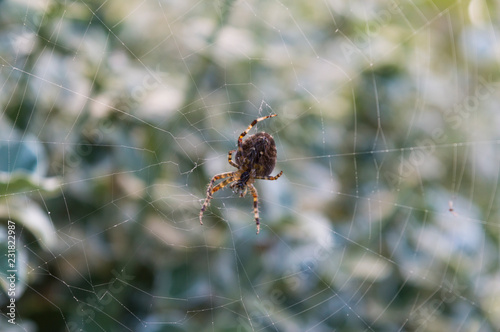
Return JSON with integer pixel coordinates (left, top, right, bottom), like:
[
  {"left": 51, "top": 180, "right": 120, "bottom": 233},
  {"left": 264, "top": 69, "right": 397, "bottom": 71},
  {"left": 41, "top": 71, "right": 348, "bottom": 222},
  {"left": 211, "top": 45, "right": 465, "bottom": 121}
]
[{"left": 199, "top": 114, "right": 283, "bottom": 234}]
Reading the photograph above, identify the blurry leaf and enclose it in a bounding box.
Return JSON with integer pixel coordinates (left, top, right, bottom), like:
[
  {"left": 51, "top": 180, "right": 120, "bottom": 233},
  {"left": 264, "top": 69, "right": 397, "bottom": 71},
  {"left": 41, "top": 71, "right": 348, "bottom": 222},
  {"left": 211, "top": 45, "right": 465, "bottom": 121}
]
[
  {"left": 0, "top": 123, "right": 59, "bottom": 298},
  {"left": 0, "top": 128, "right": 60, "bottom": 195},
  {"left": 346, "top": 254, "right": 392, "bottom": 281},
  {"left": 0, "top": 197, "right": 57, "bottom": 251},
  {"left": 0, "top": 172, "right": 60, "bottom": 195},
  {"left": 0, "top": 136, "right": 46, "bottom": 175}
]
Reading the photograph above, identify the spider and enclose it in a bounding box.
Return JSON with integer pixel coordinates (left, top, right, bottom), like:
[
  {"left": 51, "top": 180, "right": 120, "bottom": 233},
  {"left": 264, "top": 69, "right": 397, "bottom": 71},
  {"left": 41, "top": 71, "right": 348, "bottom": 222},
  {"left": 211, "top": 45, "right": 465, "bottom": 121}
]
[
  {"left": 448, "top": 200, "right": 458, "bottom": 217},
  {"left": 199, "top": 114, "right": 283, "bottom": 234}
]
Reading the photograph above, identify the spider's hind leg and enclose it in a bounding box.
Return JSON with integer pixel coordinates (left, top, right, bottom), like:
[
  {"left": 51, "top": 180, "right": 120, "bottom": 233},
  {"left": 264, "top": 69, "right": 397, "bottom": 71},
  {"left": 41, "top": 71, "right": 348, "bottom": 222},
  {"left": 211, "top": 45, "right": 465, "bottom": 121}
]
[
  {"left": 200, "top": 172, "right": 234, "bottom": 225},
  {"left": 228, "top": 150, "right": 238, "bottom": 168},
  {"left": 248, "top": 184, "right": 260, "bottom": 234}
]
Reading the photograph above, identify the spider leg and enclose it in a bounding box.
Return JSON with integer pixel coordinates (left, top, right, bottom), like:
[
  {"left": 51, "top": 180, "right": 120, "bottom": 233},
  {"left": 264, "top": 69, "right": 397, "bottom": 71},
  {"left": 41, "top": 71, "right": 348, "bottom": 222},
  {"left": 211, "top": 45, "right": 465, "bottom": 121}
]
[
  {"left": 200, "top": 172, "right": 234, "bottom": 225},
  {"left": 211, "top": 177, "right": 233, "bottom": 195},
  {"left": 248, "top": 184, "right": 260, "bottom": 234},
  {"left": 255, "top": 170, "right": 283, "bottom": 181},
  {"left": 228, "top": 150, "right": 238, "bottom": 168},
  {"left": 237, "top": 114, "right": 277, "bottom": 155}
]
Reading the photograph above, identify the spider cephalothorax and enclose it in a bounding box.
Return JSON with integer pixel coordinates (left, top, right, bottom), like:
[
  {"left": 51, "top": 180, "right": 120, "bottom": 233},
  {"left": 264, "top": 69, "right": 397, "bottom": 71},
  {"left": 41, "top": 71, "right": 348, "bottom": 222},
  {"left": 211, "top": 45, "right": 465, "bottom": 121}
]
[{"left": 199, "top": 115, "right": 283, "bottom": 234}]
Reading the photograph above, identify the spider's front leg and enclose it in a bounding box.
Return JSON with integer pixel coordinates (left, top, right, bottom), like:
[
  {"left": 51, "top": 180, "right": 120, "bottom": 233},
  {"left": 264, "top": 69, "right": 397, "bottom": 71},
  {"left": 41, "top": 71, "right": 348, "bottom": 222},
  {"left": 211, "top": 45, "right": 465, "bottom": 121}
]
[
  {"left": 228, "top": 150, "right": 238, "bottom": 168},
  {"left": 248, "top": 184, "right": 260, "bottom": 234},
  {"left": 237, "top": 114, "right": 277, "bottom": 157},
  {"left": 200, "top": 172, "right": 234, "bottom": 225}
]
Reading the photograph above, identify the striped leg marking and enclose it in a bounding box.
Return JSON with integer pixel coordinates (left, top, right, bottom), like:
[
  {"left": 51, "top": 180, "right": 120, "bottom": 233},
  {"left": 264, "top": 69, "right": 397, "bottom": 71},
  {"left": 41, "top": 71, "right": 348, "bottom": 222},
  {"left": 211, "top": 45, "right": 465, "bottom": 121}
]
[
  {"left": 237, "top": 114, "right": 277, "bottom": 157},
  {"left": 200, "top": 172, "right": 234, "bottom": 224},
  {"left": 255, "top": 170, "right": 283, "bottom": 181},
  {"left": 249, "top": 184, "right": 260, "bottom": 234},
  {"left": 211, "top": 178, "right": 233, "bottom": 195},
  {"left": 228, "top": 150, "right": 238, "bottom": 168}
]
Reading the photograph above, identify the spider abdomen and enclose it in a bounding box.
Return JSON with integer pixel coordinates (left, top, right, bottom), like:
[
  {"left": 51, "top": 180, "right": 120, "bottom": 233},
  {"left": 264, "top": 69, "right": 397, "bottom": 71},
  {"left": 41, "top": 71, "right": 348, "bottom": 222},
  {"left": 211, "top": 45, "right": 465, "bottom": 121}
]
[{"left": 235, "top": 132, "right": 277, "bottom": 177}]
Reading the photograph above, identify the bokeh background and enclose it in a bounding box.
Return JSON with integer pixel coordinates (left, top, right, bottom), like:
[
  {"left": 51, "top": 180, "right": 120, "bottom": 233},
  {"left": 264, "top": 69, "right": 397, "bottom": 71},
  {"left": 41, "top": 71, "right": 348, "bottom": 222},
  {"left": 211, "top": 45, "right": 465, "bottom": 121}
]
[{"left": 1, "top": 0, "right": 500, "bottom": 331}]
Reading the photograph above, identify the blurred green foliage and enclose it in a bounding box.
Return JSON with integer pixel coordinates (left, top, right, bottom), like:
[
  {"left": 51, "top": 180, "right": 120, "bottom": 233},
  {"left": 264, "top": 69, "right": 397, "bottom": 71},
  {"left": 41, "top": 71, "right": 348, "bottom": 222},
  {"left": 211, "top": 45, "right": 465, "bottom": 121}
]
[{"left": 1, "top": 0, "right": 500, "bottom": 331}]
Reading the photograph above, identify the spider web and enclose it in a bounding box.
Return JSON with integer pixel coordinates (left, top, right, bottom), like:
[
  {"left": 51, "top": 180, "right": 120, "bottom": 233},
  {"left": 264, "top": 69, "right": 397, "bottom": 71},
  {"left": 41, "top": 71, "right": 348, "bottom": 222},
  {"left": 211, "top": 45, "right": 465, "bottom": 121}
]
[{"left": 1, "top": 0, "right": 499, "bottom": 331}]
